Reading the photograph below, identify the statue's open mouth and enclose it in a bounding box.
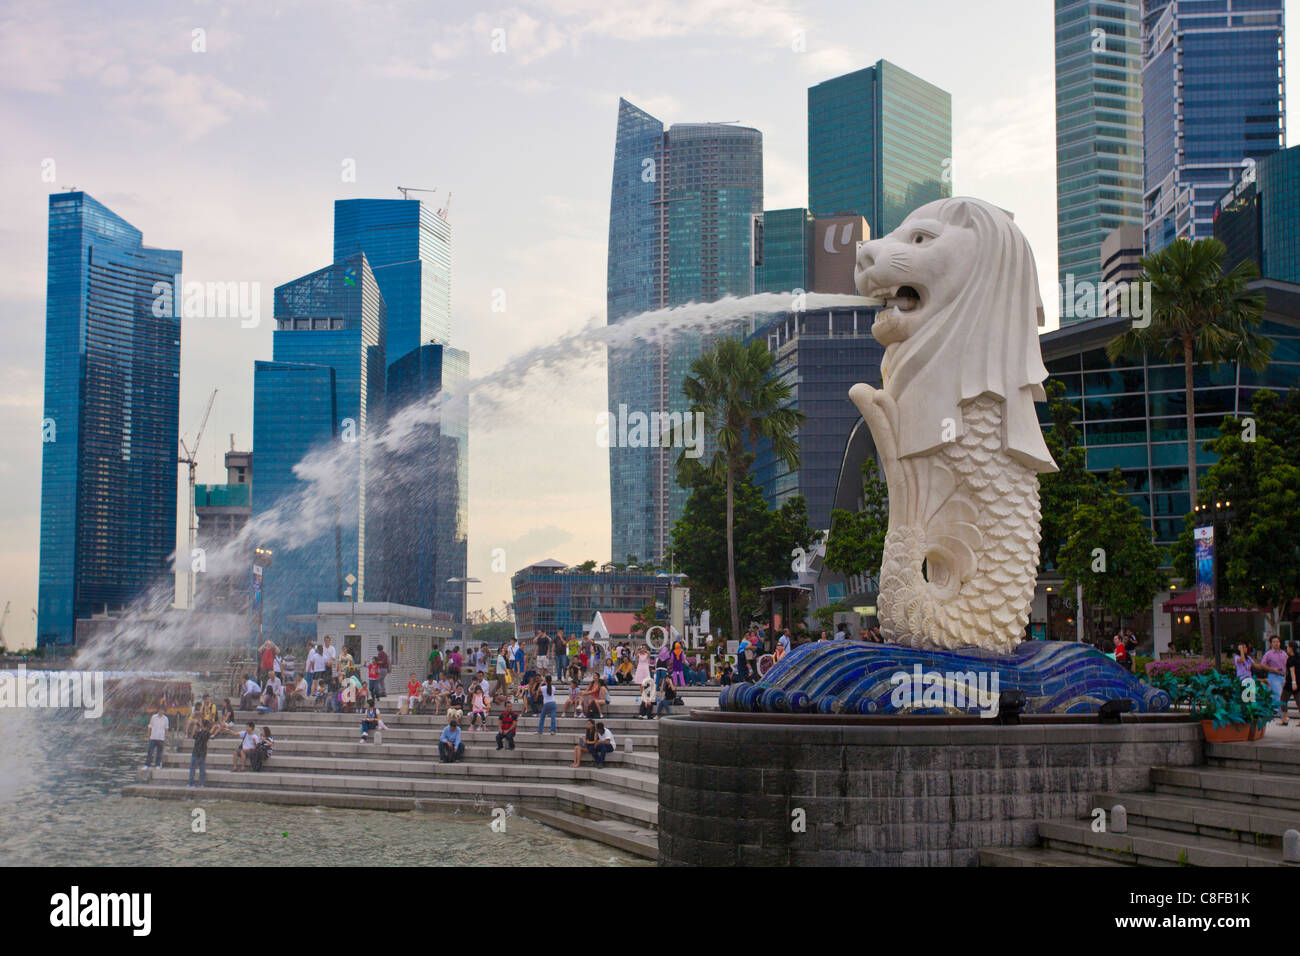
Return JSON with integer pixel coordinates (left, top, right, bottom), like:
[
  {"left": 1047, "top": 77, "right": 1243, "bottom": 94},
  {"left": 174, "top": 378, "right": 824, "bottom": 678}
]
[{"left": 867, "top": 284, "right": 923, "bottom": 313}]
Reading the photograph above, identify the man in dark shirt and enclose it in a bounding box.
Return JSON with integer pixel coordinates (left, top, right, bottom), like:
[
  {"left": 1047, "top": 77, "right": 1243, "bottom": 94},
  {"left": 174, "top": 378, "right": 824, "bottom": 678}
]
[
  {"left": 188, "top": 720, "right": 212, "bottom": 789},
  {"left": 496, "top": 700, "right": 518, "bottom": 750}
]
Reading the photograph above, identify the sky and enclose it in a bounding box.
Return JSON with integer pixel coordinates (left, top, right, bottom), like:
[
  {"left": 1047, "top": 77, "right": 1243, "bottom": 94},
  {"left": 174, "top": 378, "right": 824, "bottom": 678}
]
[{"left": 0, "top": 0, "right": 1296, "bottom": 649}]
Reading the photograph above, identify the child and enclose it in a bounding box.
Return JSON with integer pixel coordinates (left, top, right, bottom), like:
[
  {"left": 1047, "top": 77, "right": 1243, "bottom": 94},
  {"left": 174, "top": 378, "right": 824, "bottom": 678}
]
[
  {"left": 562, "top": 680, "right": 583, "bottom": 717},
  {"left": 469, "top": 685, "right": 489, "bottom": 730}
]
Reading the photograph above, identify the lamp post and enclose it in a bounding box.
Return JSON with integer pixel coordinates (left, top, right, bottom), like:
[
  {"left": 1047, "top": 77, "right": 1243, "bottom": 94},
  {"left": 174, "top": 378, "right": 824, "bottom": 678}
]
[
  {"left": 447, "top": 576, "right": 481, "bottom": 646},
  {"left": 252, "top": 546, "right": 273, "bottom": 646}
]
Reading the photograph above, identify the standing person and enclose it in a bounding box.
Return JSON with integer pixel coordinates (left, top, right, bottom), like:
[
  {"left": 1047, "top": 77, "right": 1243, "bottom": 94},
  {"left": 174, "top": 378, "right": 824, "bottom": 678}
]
[
  {"left": 375, "top": 646, "right": 390, "bottom": 697},
  {"left": 428, "top": 646, "right": 443, "bottom": 681},
  {"left": 736, "top": 633, "right": 751, "bottom": 682},
  {"left": 536, "top": 675, "right": 558, "bottom": 734},
  {"left": 439, "top": 718, "right": 464, "bottom": 763},
  {"left": 144, "top": 704, "right": 169, "bottom": 769},
  {"left": 535, "top": 630, "right": 551, "bottom": 675},
  {"left": 1282, "top": 641, "right": 1300, "bottom": 725},
  {"left": 669, "top": 642, "right": 688, "bottom": 687},
  {"left": 187, "top": 719, "right": 212, "bottom": 789},
  {"left": 1234, "top": 642, "right": 1258, "bottom": 685},
  {"left": 553, "top": 629, "right": 568, "bottom": 680},
  {"left": 281, "top": 649, "right": 296, "bottom": 685},
  {"left": 304, "top": 644, "right": 322, "bottom": 694},
  {"left": 655, "top": 643, "right": 671, "bottom": 690},
  {"left": 1262, "top": 635, "right": 1288, "bottom": 723},
  {"left": 496, "top": 699, "right": 518, "bottom": 750},
  {"left": 633, "top": 645, "right": 652, "bottom": 685},
  {"left": 367, "top": 657, "right": 382, "bottom": 701},
  {"left": 567, "top": 633, "right": 581, "bottom": 677},
  {"left": 447, "top": 647, "right": 462, "bottom": 686},
  {"left": 322, "top": 636, "right": 338, "bottom": 681},
  {"left": 513, "top": 639, "right": 526, "bottom": 680},
  {"left": 1112, "top": 634, "right": 1130, "bottom": 672},
  {"left": 570, "top": 719, "right": 598, "bottom": 768},
  {"left": 257, "top": 639, "right": 279, "bottom": 682}
]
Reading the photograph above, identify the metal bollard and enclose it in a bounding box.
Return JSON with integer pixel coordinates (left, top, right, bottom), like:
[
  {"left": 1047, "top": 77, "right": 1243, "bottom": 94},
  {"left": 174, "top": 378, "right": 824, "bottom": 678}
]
[
  {"left": 624, "top": 735, "right": 632, "bottom": 754},
  {"left": 1111, "top": 804, "right": 1127, "bottom": 834},
  {"left": 1284, "top": 829, "right": 1300, "bottom": 863}
]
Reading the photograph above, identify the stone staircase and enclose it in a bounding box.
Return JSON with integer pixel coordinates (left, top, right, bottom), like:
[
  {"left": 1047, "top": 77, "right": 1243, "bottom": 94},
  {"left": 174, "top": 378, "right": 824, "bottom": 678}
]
[
  {"left": 980, "top": 737, "right": 1300, "bottom": 867},
  {"left": 123, "top": 684, "right": 718, "bottom": 860}
]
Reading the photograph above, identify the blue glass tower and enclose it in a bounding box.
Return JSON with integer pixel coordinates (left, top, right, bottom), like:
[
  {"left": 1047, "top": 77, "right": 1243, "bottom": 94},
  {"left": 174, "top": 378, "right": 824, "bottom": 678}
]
[
  {"left": 334, "top": 198, "right": 451, "bottom": 360},
  {"left": 377, "top": 343, "right": 469, "bottom": 618},
  {"left": 1216, "top": 145, "right": 1300, "bottom": 285},
  {"left": 1054, "top": 0, "right": 1144, "bottom": 319},
  {"left": 808, "top": 60, "right": 952, "bottom": 235},
  {"left": 37, "top": 192, "right": 182, "bottom": 648},
  {"left": 606, "top": 100, "right": 763, "bottom": 564},
  {"left": 252, "top": 253, "right": 386, "bottom": 637},
  {"left": 1142, "top": 0, "right": 1285, "bottom": 251},
  {"left": 333, "top": 197, "right": 468, "bottom": 620},
  {"left": 754, "top": 208, "right": 814, "bottom": 295}
]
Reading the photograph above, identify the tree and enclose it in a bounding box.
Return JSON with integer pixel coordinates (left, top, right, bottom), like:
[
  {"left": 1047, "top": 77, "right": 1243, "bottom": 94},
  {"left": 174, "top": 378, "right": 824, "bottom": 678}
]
[
  {"left": 1170, "top": 386, "right": 1300, "bottom": 635},
  {"left": 1106, "top": 238, "right": 1270, "bottom": 508},
  {"left": 472, "top": 621, "right": 515, "bottom": 646},
  {"left": 632, "top": 602, "right": 659, "bottom": 635},
  {"left": 575, "top": 559, "right": 598, "bottom": 572},
  {"left": 1057, "top": 469, "right": 1167, "bottom": 633},
  {"left": 823, "top": 458, "right": 889, "bottom": 581},
  {"left": 673, "top": 337, "right": 804, "bottom": 645},
  {"left": 1037, "top": 379, "right": 1101, "bottom": 572},
  {"left": 670, "top": 461, "right": 818, "bottom": 638}
]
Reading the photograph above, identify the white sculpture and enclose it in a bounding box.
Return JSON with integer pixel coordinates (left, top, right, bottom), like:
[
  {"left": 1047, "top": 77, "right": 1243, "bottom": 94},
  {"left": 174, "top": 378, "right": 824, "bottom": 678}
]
[{"left": 849, "top": 197, "right": 1058, "bottom": 653}]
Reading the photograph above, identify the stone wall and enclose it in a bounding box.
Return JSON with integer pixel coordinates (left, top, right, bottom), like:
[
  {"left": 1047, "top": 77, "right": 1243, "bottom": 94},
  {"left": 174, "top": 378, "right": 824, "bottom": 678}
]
[{"left": 658, "top": 716, "right": 1203, "bottom": 866}]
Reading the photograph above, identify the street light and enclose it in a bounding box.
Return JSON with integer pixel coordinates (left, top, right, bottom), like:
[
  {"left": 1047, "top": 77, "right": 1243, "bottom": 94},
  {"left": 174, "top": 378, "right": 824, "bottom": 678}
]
[
  {"left": 447, "top": 576, "right": 481, "bottom": 644},
  {"left": 345, "top": 572, "right": 357, "bottom": 630}
]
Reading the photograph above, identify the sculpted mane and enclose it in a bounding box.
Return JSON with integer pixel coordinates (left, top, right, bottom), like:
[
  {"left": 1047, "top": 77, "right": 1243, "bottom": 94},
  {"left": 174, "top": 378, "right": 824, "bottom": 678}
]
[{"left": 877, "top": 197, "right": 1055, "bottom": 473}]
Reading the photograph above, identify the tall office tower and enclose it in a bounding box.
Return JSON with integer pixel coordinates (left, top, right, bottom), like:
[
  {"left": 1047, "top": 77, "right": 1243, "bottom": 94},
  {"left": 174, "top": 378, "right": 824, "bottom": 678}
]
[
  {"left": 377, "top": 343, "right": 469, "bottom": 618},
  {"left": 1054, "top": 0, "right": 1144, "bottom": 322},
  {"left": 754, "top": 208, "right": 813, "bottom": 295},
  {"left": 749, "top": 306, "right": 883, "bottom": 530},
  {"left": 334, "top": 198, "right": 451, "bottom": 361},
  {"left": 335, "top": 196, "right": 469, "bottom": 620},
  {"left": 252, "top": 253, "right": 386, "bottom": 638},
  {"left": 1215, "top": 145, "right": 1300, "bottom": 284},
  {"left": 37, "top": 192, "right": 182, "bottom": 648},
  {"left": 1142, "top": 0, "right": 1285, "bottom": 252},
  {"left": 606, "top": 98, "right": 763, "bottom": 565},
  {"left": 807, "top": 60, "right": 951, "bottom": 235}
]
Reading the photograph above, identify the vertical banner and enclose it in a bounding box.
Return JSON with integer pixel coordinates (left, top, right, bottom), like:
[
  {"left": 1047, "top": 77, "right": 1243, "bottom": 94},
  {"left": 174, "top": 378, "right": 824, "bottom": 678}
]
[
  {"left": 1194, "top": 525, "right": 1215, "bottom": 605},
  {"left": 251, "top": 564, "right": 263, "bottom": 642}
]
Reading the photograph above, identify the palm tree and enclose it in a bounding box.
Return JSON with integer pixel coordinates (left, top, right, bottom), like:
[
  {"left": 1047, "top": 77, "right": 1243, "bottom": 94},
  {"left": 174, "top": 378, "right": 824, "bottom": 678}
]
[
  {"left": 674, "top": 337, "right": 804, "bottom": 646},
  {"left": 1106, "top": 238, "right": 1270, "bottom": 509}
]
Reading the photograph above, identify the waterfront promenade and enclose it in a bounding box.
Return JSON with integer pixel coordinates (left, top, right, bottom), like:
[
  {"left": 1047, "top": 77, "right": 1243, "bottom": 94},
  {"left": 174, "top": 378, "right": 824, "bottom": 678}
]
[{"left": 123, "top": 683, "right": 718, "bottom": 859}]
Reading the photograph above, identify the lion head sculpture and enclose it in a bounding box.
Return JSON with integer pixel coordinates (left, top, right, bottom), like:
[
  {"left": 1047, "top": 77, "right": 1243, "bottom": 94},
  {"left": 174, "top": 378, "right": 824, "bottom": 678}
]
[{"left": 854, "top": 197, "right": 1056, "bottom": 474}]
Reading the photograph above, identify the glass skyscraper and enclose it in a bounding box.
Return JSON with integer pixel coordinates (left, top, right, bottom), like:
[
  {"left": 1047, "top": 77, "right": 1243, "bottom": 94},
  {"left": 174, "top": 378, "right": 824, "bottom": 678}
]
[
  {"left": 754, "top": 208, "right": 814, "bottom": 295},
  {"left": 606, "top": 99, "right": 763, "bottom": 565},
  {"left": 1215, "top": 145, "right": 1300, "bottom": 285},
  {"left": 252, "top": 252, "right": 386, "bottom": 638},
  {"left": 333, "top": 198, "right": 451, "bottom": 359},
  {"left": 807, "top": 60, "right": 951, "bottom": 235},
  {"left": 378, "top": 343, "right": 469, "bottom": 618},
  {"left": 1054, "top": 0, "right": 1144, "bottom": 319},
  {"left": 1142, "top": 0, "right": 1285, "bottom": 251},
  {"left": 37, "top": 192, "right": 183, "bottom": 647},
  {"left": 333, "top": 197, "right": 468, "bottom": 620}
]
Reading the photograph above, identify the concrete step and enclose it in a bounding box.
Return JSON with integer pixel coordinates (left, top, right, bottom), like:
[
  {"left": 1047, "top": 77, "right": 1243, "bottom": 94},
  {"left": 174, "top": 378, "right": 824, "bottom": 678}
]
[
  {"left": 232, "top": 711, "right": 679, "bottom": 732},
  {"left": 195, "top": 727, "right": 661, "bottom": 750},
  {"left": 1037, "top": 820, "right": 1298, "bottom": 867},
  {"left": 167, "top": 739, "right": 659, "bottom": 771},
  {"left": 977, "top": 847, "right": 1132, "bottom": 867},
  {"left": 141, "top": 767, "right": 660, "bottom": 827},
  {"left": 1092, "top": 790, "right": 1300, "bottom": 845},
  {"left": 1204, "top": 740, "right": 1300, "bottom": 777},
  {"left": 520, "top": 806, "right": 657, "bottom": 860},
  {"left": 1151, "top": 766, "right": 1300, "bottom": 813},
  {"left": 156, "top": 756, "right": 659, "bottom": 798}
]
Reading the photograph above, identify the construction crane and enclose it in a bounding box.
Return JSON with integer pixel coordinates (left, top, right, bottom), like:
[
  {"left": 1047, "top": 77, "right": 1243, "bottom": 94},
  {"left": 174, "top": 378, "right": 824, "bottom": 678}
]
[
  {"left": 0, "top": 601, "right": 9, "bottom": 650},
  {"left": 436, "top": 191, "right": 452, "bottom": 221},
  {"left": 179, "top": 388, "right": 218, "bottom": 609},
  {"left": 397, "top": 185, "right": 437, "bottom": 200}
]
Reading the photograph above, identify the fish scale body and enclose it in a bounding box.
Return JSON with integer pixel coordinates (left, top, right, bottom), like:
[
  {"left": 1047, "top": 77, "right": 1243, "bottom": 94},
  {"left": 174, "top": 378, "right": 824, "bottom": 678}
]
[{"left": 878, "top": 395, "right": 1041, "bottom": 653}]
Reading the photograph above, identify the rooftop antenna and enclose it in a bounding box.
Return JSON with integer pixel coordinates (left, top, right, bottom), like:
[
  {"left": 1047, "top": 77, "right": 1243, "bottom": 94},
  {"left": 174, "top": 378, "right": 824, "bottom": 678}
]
[
  {"left": 436, "top": 191, "right": 452, "bottom": 221},
  {"left": 397, "top": 185, "right": 437, "bottom": 200}
]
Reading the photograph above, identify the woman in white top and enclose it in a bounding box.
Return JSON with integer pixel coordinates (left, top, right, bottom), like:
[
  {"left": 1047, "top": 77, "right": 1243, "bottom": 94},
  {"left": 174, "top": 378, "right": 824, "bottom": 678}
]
[{"left": 536, "top": 675, "right": 559, "bottom": 734}]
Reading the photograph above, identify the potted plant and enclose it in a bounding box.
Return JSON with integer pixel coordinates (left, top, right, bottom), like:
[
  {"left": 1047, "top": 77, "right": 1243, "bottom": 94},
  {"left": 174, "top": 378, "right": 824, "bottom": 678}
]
[{"left": 1150, "top": 669, "right": 1277, "bottom": 742}]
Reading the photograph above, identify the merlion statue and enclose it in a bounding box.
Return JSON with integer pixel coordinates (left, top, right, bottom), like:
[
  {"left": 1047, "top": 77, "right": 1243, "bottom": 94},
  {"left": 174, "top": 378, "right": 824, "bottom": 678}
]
[{"left": 849, "top": 197, "right": 1058, "bottom": 653}]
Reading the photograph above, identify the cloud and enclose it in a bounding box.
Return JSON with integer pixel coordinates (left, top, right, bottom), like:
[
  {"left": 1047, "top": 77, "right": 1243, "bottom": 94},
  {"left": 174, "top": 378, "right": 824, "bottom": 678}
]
[{"left": 111, "top": 65, "right": 267, "bottom": 143}]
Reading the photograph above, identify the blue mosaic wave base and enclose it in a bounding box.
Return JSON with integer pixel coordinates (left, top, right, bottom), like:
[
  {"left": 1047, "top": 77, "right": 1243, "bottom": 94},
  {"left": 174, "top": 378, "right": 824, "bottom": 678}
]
[{"left": 717, "top": 641, "right": 1170, "bottom": 715}]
